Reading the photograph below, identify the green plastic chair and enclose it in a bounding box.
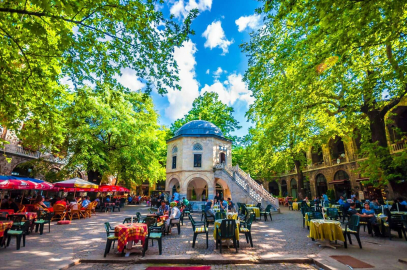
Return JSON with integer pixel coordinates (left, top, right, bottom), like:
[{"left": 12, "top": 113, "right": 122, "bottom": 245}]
[
  {"left": 260, "top": 205, "right": 272, "bottom": 221},
  {"left": 6, "top": 220, "right": 30, "bottom": 250},
  {"left": 143, "top": 217, "right": 163, "bottom": 255},
  {"left": 326, "top": 208, "right": 339, "bottom": 221},
  {"left": 34, "top": 211, "right": 54, "bottom": 235},
  {"left": 343, "top": 215, "right": 362, "bottom": 249},
  {"left": 216, "top": 219, "right": 238, "bottom": 253},
  {"left": 239, "top": 213, "right": 254, "bottom": 247},
  {"left": 189, "top": 214, "right": 208, "bottom": 248},
  {"left": 103, "top": 222, "right": 118, "bottom": 257},
  {"left": 215, "top": 212, "right": 226, "bottom": 220}
]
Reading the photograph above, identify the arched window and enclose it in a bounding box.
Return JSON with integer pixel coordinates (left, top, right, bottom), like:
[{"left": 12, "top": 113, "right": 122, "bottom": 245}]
[
  {"left": 334, "top": 170, "right": 349, "bottom": 180},
  {"left": 172, "top": 146, "right": 178, "bottom": 154},
  {"left": 316, "top": 174, "right": 327, "bottom": 197},
  {"left": 193, "top": 143, "right": 203, "bottom": 151}
]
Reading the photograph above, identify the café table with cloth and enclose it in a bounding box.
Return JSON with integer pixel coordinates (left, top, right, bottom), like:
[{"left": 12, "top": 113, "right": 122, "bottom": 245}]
[
  {"left": 213, "top": 219, "right": 240, "bottom": 241},
  {"left": 226, "top": 213, "right": 238, "bottom": 220},
  {"left": 309, "top": 219, "right": 344, "bottom": 248},
  {"left": 246, "top": 207, "right": 260, "bottom": 218},
  {"left": 246, "top": 204, "right": 255, "bottom": 207},
  {"left": 0, "top": 221, "right": 13, "bottom": 237},
  {"left": 0, "top": 209, "right": 15, "bottom": 216},
  {"left": 115, "top": 223, "right": 148, "bottom": 253},
  {"left": 292, "top": 202, "right": 311, "bottom": 211}
]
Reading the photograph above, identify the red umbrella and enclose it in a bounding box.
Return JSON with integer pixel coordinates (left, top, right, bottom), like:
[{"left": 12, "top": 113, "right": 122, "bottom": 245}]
[
  {"left": 65, "top": 188, "right": 98, "bottom": 192},
  {"left": 0, "top": 179, "right": 41, "bottom": 190},
  {"left": 98, "top": 185, "right": 129, "bottom": 192}
]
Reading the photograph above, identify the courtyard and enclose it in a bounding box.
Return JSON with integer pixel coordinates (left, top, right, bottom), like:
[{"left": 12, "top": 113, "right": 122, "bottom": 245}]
[{"left": 0, "top": 204, "right": 406, "bottom": 270}]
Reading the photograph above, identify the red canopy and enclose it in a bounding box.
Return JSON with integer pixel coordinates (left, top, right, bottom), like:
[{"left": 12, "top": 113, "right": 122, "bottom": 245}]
[
  {"left": 0, "top": 179, "right": 41, "bottom": 190},
  {"left": 98, "top": 185, "right": 129, "bottom": 192}
]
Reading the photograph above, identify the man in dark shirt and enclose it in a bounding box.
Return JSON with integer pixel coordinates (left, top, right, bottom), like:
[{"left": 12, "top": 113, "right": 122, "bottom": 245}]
[
  {"left": 204, "top": 199, "right": 215, "bottom": 217},
  {"left": 2, "top": 198, "right": 19, "bottom": 212},
  {"left": 348, "top": 202, "right": 358, "bottom": 215},
  {"left": 214, "top": 192, "right": 220, "bottom": 204}
]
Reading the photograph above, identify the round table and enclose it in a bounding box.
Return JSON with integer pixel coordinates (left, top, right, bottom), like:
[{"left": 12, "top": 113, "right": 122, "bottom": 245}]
[
  {"left": 114, "top": 223, "right": 148, "bottom": 256},
  {"left": 246, "top": 207, "right": 260, "bottom": 218},
  {"left": 309, "top": 219, "right": 344, "bottom": 248},
  {"left": 0, "top": 221, "right": 13, "bottom": 237},
  {"left": 213, "top": 219, "right": 240, "bottom": 241}
]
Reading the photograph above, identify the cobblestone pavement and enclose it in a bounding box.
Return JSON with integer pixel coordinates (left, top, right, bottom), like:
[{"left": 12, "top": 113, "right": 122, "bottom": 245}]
[
  {"left": 70, "top": 263, "right": 317, "bottom": 270},
  {"left": 1, "top": 204, "right": 407, "bottom": 270}
]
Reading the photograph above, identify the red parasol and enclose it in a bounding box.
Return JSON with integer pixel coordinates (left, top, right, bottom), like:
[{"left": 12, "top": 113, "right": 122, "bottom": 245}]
[
  {"left": 98, "top": 185, "right": 129, "bottom": 192},
  {"left": 0, "top": 179, "right": 41, "bottom": 190}
]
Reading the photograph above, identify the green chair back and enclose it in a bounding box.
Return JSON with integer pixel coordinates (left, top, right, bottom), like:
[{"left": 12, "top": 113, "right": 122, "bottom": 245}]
[
  {"left": 104, "top": 222, "right": 113, "bottom": 236},
  {"left": 215, "top": 212, "right": 226, "bottom": 220},
  {"left": 264, "top": 204, "right": 272, "bottom": 212},
  {"left": 326, "top": 208, "right": 339, "bottom": 220},
  {"left": 246, "top": 213, "right": 255, "bottom": 230},
  {"left": 218, "top": 219, "right": 236, "bottom": 238},
  {"left": 348, "top": 215, "right": 360, "bottom": 232}
]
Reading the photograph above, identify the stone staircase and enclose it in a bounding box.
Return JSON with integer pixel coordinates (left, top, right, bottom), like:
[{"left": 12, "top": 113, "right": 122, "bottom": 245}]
[{"left": 214, "top": 164, "right": 280, "bottom": 211}]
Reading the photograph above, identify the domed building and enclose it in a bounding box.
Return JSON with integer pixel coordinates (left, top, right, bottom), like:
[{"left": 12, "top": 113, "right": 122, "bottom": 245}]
[
  {"left": 165, "top": 120, "right": 279, "bottom": 209},
  {"left": 166, "top": 120, "right": 232, "bottom": 201}
]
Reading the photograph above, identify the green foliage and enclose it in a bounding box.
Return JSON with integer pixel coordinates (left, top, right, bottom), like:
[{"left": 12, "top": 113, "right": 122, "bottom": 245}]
[
  {"left": 169, "top": 92, "right": 241, "bottom": 141},
  {"left": 326, "top": 189, "right": 335, "bottom": 201},
  {"left": 62, "top": 85, "right": 166, "bottom": 186},
  {"left": 243, "top": 0, "right": 407, "bottom": 183},
  {"left": 0, "top": 0, "right": 197, "bottom": 149}
]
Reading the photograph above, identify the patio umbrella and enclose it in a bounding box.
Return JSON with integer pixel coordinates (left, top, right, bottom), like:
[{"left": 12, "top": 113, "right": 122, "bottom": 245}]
[
  {"left": 98, "top": 184, "right": 130, "bottom": 193},
  {"left": 54, "top": 178, "right": 99, "bottom": 197},
  {"left": 13, "top": 176, "right": 54, "bottom": 190},
  {"left": 0, "top": 176, "right": 42, "bottom": 190}
]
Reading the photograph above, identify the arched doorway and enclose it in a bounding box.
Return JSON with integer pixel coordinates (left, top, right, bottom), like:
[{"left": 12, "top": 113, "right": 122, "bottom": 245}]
[
  {"left": 11, "top": 162, "right": 34, "bottom": 177},
  {"left": 290, "top": 178, "right": 298, "bottom": 198},
  {"left": 333, "top": 170, "right": 351, "bottom": 199},
  {"left": 316, "top": 174, "right": 327, "bottom": 197},
  {"left": 220, "top": 152, "right": 226, "bottom": 164},
  {"left": 167, "top": 178, "right": 180, "bottom": 197},
  {"left": 268, "top": 181, "right": 279, "bottom": 196},
  {"left": 329, "top": 137, "right": 346, "bottom": 163},
  {"left": 281, "top": 179, "right": 288, "bottom": 196},
  {"left": 216, "top": 178, "right": 231, "bottom": 201},
  {"left": 187, "top": 178, "right": 208, "bottom": 201}
]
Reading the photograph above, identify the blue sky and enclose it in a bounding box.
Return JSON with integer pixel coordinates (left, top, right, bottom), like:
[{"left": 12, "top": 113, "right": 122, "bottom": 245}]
[{"left": 119, "top": 0, "right": 263, "bottom": 137}]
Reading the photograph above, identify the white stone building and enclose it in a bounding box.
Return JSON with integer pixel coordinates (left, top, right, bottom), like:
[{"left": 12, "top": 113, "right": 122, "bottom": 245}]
[{"left": 165, "top": 120, "right": 279, "bottom": 210}]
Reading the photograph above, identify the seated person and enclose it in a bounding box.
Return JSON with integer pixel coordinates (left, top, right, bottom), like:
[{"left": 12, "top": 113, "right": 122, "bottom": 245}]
[
  {"left": 227, "top": 198, "right": 235, "bottom": 211},
  {"left": 157, "top": 201, "right": 169, "bottom": 216},
  {"left": 337, "top": 196, "right": 345, "bottom": 205},
  {"left": 359, "top": 203, "right": 379, "bottom": 235},
  {"left": 166, "top": 202, "right": 181, "bottom": 232},
  {"left": 82, "top": 196, "right": 91, "bottom": 208},
  {"left": 343, "top": 199, "right": 352, "bottom": 213},
  {"left": 369, "top": 198, "right": 380, "bottom": 210},
  {"left": 347, "top": 202, "right": 358, "bottom": 215},
  {"left": 220, "top": 199, "right": 228, "bottom": 212},
  {"left": 303, "top": 197, "right": 309, "bottom": 203},
  {"left": 55, "top": 197, "right": 67, "bottom": 207},
  {"left": 68, "top": 198, "right": 78, "bottom": 210},
  {"left": 105, "top": 196, "right": 111, "bottom": 203},
  {"left": 2, "top": 197, "right": 19, "bottom": 212},
  {"left": 128, "top": 196, "right": 133, "bottom": 204},
  {"left": 182, "top": 197, "right": 189, "bottom": 207},
  {"left": 34, "top": 196, "right": 49, "bottom": 212},
  {"left": 204, "top": 199, "right": 215, "bottom": 217}
]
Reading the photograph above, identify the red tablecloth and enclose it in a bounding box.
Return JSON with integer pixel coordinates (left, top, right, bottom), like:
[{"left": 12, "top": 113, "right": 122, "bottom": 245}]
[
  {"left": 0, "top": 221, "right": 13, "bottom": 237},
  {"left": 0, "top": 209, "right": 14, "bottom": 215},
  {"left": 12, "top": 212, "right": 38, "bottom": 220},
  {"left": 115, "top": 223, "right": 147, "bottom": 252}
]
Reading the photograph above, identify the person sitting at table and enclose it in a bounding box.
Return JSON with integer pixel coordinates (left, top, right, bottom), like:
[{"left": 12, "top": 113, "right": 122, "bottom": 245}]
[
  {"left": 166, "top": 202, "right": 181, "bottom": 233},
  {"left": 1, "top": 195, "right": 9, "bottom": 206},
  {"left": 369, "top": 198, "right": 380, "bottom": 210},
  {"left": 34, "top": 196, "right": 50, "bottom": 212},
  {"left": 182, "top": 197, "right": 190, "bottom": 207},
  {"left": 348, "top": 202, "right": 358, "bottom": 215},
  {"left": 82, "top": 196, "right": 91, "bottom": 208},
  {"left": 352, "top": 196, "right": 360, "bottom": 204},
  {"left": 55, "top": 197, "right": 67, "bottom": 207},
  {"left": 337, "top": 196, "right": 345, "bottom": 205},
  {"left": 204, "top": 199, "right": 215, "bottom": 218},
  {"left": 157, "top": 200, "right": 169, "bottom": 216},
  {"left": 313, "top": 196, "right": 320, "bottom": 204},
  {"left": 358, "top": 203, "right": 380, "bottom": 235},
  {"left": 220, "top": 199, "right": 228, "bottom": 212},
  {"left": 400, "top": 198, "right": 407, "bottom": 206},
  {"left": 227, "top": 198, "right": 235, "bottom": 212},
  {"left": 173, "top": 191, "right": 180, "bottom": 202},
  {"left": 3, "top": 197, "right": 19, "bottom": 212},
  {"left": 105, "top": 196, "right": 111, "bottom": 203},
  {"left": 68, "top": 198, "right": 78, "bottom": 209},
  {"left": 214, "top": 192, "right": 221, "bottom": 204}
]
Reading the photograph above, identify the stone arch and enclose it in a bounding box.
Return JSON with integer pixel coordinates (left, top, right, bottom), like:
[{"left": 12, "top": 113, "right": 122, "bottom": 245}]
[
  {"left": 315, "top": 173, "right": 328, "bottom": 197},
  {"left": 165, "top": 173, "right": 181, "bottom": 191},
  {"left": 215, "top": 178, "right": 231, "bottom": 201},
  {"left": 333, "top": 169, "right": 351, "bottom": 199},
  {"left": 183, "top": 173, "right": 214, "bottom": 201},
  {"left": 290, "top": 178, "right": 298, "bottom": 198},
  {"left": 268, "top": 180, "right": 279, "bottom": 196},
  {"left": 280, "top": 179, "right": 288, "bottom": 197},
  {"left": 167, "top": 177, "right": 180, "bottom": 196}
]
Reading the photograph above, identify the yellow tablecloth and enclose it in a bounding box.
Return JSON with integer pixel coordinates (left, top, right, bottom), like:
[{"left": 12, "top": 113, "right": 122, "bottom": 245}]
[
  {"left": 213, "top": 219, "right": 240, "bottom": 240},
  {"left": 309, "top": 220, "right": 345, "bottom": 242},
  {"left": 246, "top": 204, "right": 255, "bottom": 207},
  {"left": 226, "top": 212, "right": 238, "bottom": 220},
  {"left": 293, "top": 202, "right": 311, "bottom": 210},
  {"left": 391, "top": 211, "right": 407, "bottom": 215},
  {"left": 246, "top": 207, "right": 260, "bottom": 218}
]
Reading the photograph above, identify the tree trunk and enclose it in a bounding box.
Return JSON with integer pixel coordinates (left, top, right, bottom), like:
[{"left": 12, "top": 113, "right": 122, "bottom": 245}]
[{"left": 294, "top": 160, "right": 304, "bottom": 200}]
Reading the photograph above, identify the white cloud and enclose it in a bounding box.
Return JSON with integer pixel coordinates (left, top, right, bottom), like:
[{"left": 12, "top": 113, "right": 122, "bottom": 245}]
[
  {"left": 213, "top": 67, "right": 226, "bottom": 79},
  {"left": 164, "top": 40, "right": 200, "bottom": 120},
  {"left": 201, "top": 73, "right": 254, "bottom": 106},
  {"left": 170, "top": 0, "right": 212, "bottom": 19},
  {"left": 206, "top": 69, "right": 210, "bottom": 74},
  {"left": 116, "top": 68, "right": 146, "bottom": 91},
  {"left": 202, "top": 20, "right": 233, "bottom": 55},
  {"left": 235, "top": 14, "right": 262, "bottom": 32}
]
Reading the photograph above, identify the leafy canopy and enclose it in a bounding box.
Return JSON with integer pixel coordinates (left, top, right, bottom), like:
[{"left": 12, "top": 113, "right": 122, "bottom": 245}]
[
  {"left": 0, "top": 0, "right": 197, "bottom": 149},
  {"left": 243, "top": 0, "right": 407, "bottom": 183},
  {"left": 170, "top": 92, "right": 241, "bottom": 142}
]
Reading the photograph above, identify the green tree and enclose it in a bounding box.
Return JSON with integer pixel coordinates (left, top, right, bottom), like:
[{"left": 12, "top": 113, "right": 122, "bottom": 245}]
[
  {"left": 243, "top": 0, "right": 407, "bottom": 185},
  {"left": 169, "top": 92, "right": 242, "bottom": 141},
  {"left": 0, "top": 0, "right": 197, "bottom": 149},
  {"left": 63, "top": 85, "right": 165, "bottom": 186}
]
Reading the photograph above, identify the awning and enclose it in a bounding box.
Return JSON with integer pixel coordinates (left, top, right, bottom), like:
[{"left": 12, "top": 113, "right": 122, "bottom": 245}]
[
  {"left": 356, "top": 178, "right": 370, "bottom": 182},
  {"left": 329, "top": 179, "right": 349, "bottom": 185}
]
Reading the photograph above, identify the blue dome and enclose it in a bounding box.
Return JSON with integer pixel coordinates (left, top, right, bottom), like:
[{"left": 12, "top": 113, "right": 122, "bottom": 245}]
[{"left": 174, "top": 120, "right": 224, "bottom": 137}]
